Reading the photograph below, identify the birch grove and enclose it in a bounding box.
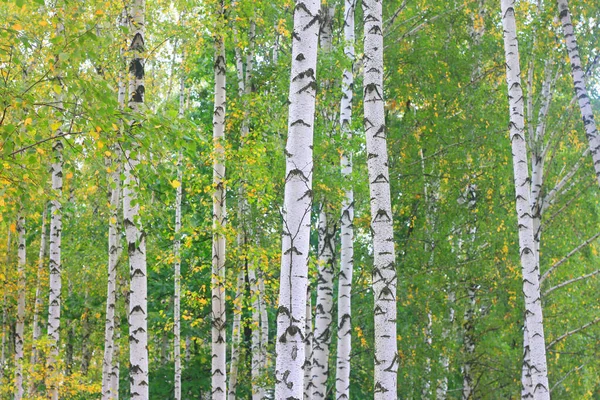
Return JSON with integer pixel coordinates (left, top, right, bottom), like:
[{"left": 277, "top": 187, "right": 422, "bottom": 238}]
[{"left": 1, "top": 0, "right": 600, "bottom": 398}]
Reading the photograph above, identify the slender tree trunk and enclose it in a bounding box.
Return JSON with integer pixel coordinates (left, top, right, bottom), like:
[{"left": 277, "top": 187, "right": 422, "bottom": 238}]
[
  {"left": 29, "top": 205, "right": 47, "bottom": 396},
  {"left": 102, "top": 148, "right": 121, "bottom": 399},
  {"left": 312, "top": 207, "right": 335, "bottom": 399},
  {"left": 0, "top": 229, "right": 10, "bottom": 389},
  {"left": 462, "top": 284, "right": 477, "bottom": 400},
  {"left": 556, "top": 0, "right": 600, "bottom": 185},
  {"left": 174, "top": 79, "right": 184, "bottom": 400},
  {"left": 228, "top": 270, "right": 244, "bottom": 400},
  {"left": 363, "top": 0, "right": 398, "bottom": 397},
  {"left": 14, "top": 212, "right": 25, "bottom": 400},
  {"left": 248, "top": 267, "right": 263, "bottom": 400},
  {"left": 501, "top": 1, "right": 550, "bottom": 398},
  {"left": 335, "top": 2, "right": 355, "bottom": 398},
  {"left": 124, "top": 0, "right": 149, "bottom": 396},
  {"left": 304, "top": 285, "right": 313, "bottom": 400},
  {"left": 274, "top": 0, "right": 320, "bottom": 396},
  {"left": 258, "top": 272, "right": 269, "bottom": 374},
  {"left": 47, "top": 136, "right": 64, "bottom": 400},
  {"left": 211, "top": 6, "right": 228, "bottom": 396},
  {"left": 436, "top": 291, "right": 455, "bottom": 400}
]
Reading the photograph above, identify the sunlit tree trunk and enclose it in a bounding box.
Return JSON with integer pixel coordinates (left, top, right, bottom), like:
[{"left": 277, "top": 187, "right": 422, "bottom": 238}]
[
  {"left": 436, "top": 291, "right": 455, "bottom": 400},
  {"left": 335, "top": 3, "right": 355, "bottom": 398},
  {"left": 14, "top": 212, "right": 25, "bottom": 400},
  {"left": 501, "top": 1, "right": 550, "bottom": 398},
  {"left": 462, "top": 284, "right": 477, "bottom": 400},
  {"left": 556, "top": 0, "right": 600, "bottom": 185},
  {"left": 274, "top": 0, "right": 320, "bottom": 396},
  {"left": 312, "top": 207, "right": 335, "bottom": 399},
  {"left": 124, "top": 0, "right": 149, "bottom": 396},
  {"left": 363, "top": 0, "right": 398, "bottom": 397},
  {"left": 211, "top": 3, "right": 228, "bottom": 395}
]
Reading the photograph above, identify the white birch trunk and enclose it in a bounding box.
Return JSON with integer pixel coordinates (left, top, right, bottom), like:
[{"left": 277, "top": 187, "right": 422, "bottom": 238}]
[
  {"left": 436, "top": 291, "right": 455, "bottom": 400},
  {"left": 102, "top": 152, "right": 121, "bottom": 400},
  {"left": 335, "top": 2, "right": 355, "bottom": 397},
  {"left": 311, "top": 208, "right": 335, "bottom": 399},
  {"left": 363, "top": 0, "right": 398, "bottom": 397},
  {"left": 47, "top": 138, "right": 64, "bottom": 400},
  {"left": 211, "top": 17, "right": 228, "bottom": 398},
  {"left": 248, "top": 267, "right": 263, "bottom": 400},
  {"left": 14, "top": 212, "right": 25, "bottom": 400},
  {"left": 174, "top": 77, "right": 184, "bottom": 400},
  {"left": 556, "top": 0, "right": 600, "bottom": 185},
  {"left": 0, "top": 229, "right": 10, "bottom": 389},
  {"left": 124, "top": 0, "right": 149, "bottom": 396},
  {"left": 304, "top": 285, "right": 313, "bottom": 400},
  {"left": 462, "top": 285, "right": 477, "bottom": 400},
  {"left": 258, "top": 272, "right": 269, "bottom": 373},
  {"left": 501, "top": 1, "right": 550, "bottom": 398},
  {"left": 274, "top": 0, "right": 320, "bottom": 396},
  {"left": 227, "top": 270, "right": 244, "bottom": 400},
  {"left": 29, "top": 205, "right": 47, "bottom": 396}
]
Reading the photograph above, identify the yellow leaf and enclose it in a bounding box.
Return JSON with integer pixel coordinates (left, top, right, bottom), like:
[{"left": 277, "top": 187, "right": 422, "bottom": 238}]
[
  {"left": 104, "top": 151, "right": 111, "bottom": 157},
  {"left": 112, "top": 123, "right": 119, "bottom": 131},
  {"left": 36, "top": 148, "right": 44, "bottom": 155},
  {"left": 24, "top": 117, "right": 32, "bottom": 126},
  {"left": 66, "top": 172, "right": 73, "bottom": 179},
  {"left": 95, "top": 9, "right": 104, "bottom": 15},
  {"left": 170, "top": 180, "right": 181, "bottom": 189},
  {"left": 12, "top": 23, "right": 22, "bottom": 31},
  {"left": 96, "top": 126, "right": 102, "bottom": 132},
  {"left": 9, "top": 223, "right": 16, "bottom": 233},
  {"left": 97, "top": 141, "right": 104, "bottom": 149},
  {"left": 51, "top": 122, "right": 60, "bottom": 131},
  {"left": 39, "top": 20, "right": 48, "bottom": 27}
]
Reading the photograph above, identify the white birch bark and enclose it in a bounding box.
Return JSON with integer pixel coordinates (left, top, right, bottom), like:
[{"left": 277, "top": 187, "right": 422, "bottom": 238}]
[
  {"left": 124, "top": 0, "right": 149, "bottom": 396},
  {"left": 14, "top": 212, "right": 25, "bottom": 400},
  {"left": 227, "top": 270, "right": 244, "bottom": 400},
  {"left": 556, "top": 0, "right": 600, "bottom": 185},
  {"left": 174, "top": 77, "right": 184, "bottom": 400},
  {"left": 102, "top": 151, "right": 121, "bottom": 400},
  {"left": 363, "top": 0, "right": 398, "bottom": 397},
  {"left": 258, "top": 272, "right": 269, "bottom": 373},
  {"left": 312, "top": 208, "right": 335, "bottom": 399},
  {"left": 248, "top": 267, "right": 263, "bottom": 400},
  {"left": 29, "top": 204, "right": 47, "bottom": 397},
  {"left": 462, "top": 284, "right": 477, "bottom": 400},
  {"left": 211, "top": 15, "right": 227, "bottom": 398},
  {"left": 335, "top": 2, "right": 355, "bottom": 397},
  {"left": 436, "top": 291, "right": 455, "bottom": 400},
  {"left": 47, "top": 138, "right": 64, "bottom": 400},
  {"left": 304, "top": 285, "right": 313, "bottom": 400},
  {"left": 501, "top": 1, "right": 550, "bottom": 398},
  {"left": 274, "top": 0, "right": 320, "bottom": 397},
  {"left": 0, "top": 229, "right": 10, "bottom": 389}
]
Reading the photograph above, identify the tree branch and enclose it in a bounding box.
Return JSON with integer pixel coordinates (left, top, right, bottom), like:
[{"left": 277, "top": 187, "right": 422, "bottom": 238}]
[
  {"left": 540, "top": 231, "right": 600, "bottom": 283},
  {"left": 546, "top": 317, "right": 600, "bottom": 350},
  {"left": 543, "top": 269, "right": 600, "bottom": 296}
]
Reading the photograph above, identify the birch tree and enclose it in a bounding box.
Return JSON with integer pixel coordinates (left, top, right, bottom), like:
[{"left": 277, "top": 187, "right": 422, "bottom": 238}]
[
  {"left": 556, "top": 0, "right": 600, "bottom": 185},
  {"left": 211, "top": 1, "right": 227, "bottom": 396},
  {"left": 311, "top": 206, "right": 335, "bottom": 399},
  {"left": 335, "top": 0, "right": 356, "bottom": 397},
  {"left": 14, "top": 212, "right": 25, "bottom": 400},
  {"left": 363, "top": 0, "right": 398, "bottom": 396},
  {"left": 304, "top": 285, "right": 313, "bottom": 399},
  {"left": 123, "top": 0, "right": 149, "bottom": 396},
  {"left": 500, "top": 1, "right": 550, "bottom": 398},
  {"left": 274, "top": 0, "right": 320, "bottom": 396}
]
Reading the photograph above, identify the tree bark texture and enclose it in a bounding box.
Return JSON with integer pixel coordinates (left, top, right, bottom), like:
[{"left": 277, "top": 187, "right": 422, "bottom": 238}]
[
  {"left": 274, "top": 0, "right": 320, "bottom": 396},
  {"left": 363, "top": 0, "right": 398, "bottom": 397},
  {"left": 501, "top": 1, "right": 550, "bottom": 398}
]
